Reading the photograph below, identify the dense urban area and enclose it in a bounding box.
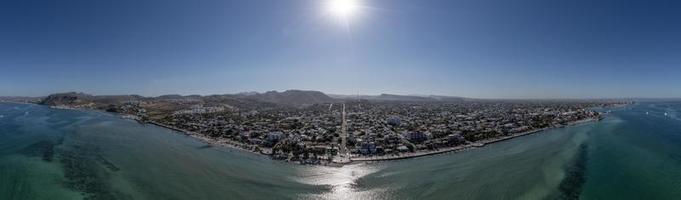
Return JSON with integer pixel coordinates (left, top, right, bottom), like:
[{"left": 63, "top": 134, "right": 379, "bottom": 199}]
[{"left": 3, "top": 90, "right": 629, "bottom": 165}]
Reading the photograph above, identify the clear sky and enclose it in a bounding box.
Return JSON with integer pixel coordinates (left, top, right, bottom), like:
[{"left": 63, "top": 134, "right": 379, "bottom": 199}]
[{"left": 1, "top": 0, "right": 680, "bottom": 98}]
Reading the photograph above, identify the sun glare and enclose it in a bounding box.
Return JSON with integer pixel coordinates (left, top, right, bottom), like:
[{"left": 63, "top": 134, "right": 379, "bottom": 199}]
[{"left": 326, "top": 0, "right": 360, "bottom": 20}]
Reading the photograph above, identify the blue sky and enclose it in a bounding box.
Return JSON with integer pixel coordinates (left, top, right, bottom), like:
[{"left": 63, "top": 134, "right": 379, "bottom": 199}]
[{"left": 1, "top": 0, "right": 680, "bottom": 98}]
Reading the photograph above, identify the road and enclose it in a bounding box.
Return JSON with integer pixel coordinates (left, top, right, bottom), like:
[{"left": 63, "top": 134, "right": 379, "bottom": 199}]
[
  {"left": 333, "top": 103, "right": 350, "bottom": 163},
  {"left": 340, "top": 103, "right": 348, "bottom": 156}
]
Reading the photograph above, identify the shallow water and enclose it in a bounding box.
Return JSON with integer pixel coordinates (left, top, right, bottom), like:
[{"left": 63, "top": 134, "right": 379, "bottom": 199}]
[{"left": 1, "top": 102, "right": 680, "bottom": 199}]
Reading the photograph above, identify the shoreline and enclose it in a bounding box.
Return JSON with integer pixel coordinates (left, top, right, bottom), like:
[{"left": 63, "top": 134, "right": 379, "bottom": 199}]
[
  {"left": 350, "top": 117, "right": 599, "bottom": 162},
  {"left": 146, "top": 120, "right": 273, "bottom": 155},
  {"left": 34, "top": 102, "right": 606, "bottom": 167},
  {"left": 146, "top": 115, "right": 600, "bottom": 166}
]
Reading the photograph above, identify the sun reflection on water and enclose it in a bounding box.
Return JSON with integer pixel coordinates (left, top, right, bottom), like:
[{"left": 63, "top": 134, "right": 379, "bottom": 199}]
[{"left": 294, "top": 163, "right": 390, "bottom": 200}]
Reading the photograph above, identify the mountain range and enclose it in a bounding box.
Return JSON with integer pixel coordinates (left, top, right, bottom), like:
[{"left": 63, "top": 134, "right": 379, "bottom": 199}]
[{"left": 2, "top": 90, "right": 472, "bottom": 108}]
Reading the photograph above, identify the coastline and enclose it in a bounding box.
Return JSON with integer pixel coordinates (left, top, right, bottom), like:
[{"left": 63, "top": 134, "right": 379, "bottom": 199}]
[
  {"left": 146, "top": 115, "right": 600, "bottom": 166},
  {"left": 350, "top": 117, "right": 599, "bottom": 162},
  {"left": 146, "top": 120, "right": 274, "bottom": 155},
  {"left": 35, "top": 102, "right": 606, "bottom": 166},
  {"left": 21, "top": 103, "right": 279, "bottom": 162}
]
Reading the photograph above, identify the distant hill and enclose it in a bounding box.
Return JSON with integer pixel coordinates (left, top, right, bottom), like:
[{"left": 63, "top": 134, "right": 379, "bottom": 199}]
[
  {"left": 93, "top": 95, "right": 144, "bottom": 104},
  {"left": 330, "top": 93, "right": 468, "bottom": 102},
  {"left": 428, "top": 95, "right": 468, "bottom": 102},
  {"left": 156, "top": 94, "right": 185, "bottom": 100},
  {"left": 36, "top": 90, "right": 472, "bottom": 109},
  {"left": 38, "top": 90, "right": 334, "bottom": 108},
  {"left": 39, "top": 92, "right": 95, "bottom": 106},
  {"left": 40, "top": 92, "right": 147, "bottom": 108},
  {"left": 374, "top": 94, "right": 434, "bottom": 101},
  {"left": 238, "top": 90, "right": 335, "bottom": 106}
]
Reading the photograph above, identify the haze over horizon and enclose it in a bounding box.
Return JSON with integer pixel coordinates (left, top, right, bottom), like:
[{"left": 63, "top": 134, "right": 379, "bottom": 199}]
[
  {"left": 2, "top": 0, "right": 681, "bottom": 98},
  {"left": 0, "top": 89, "right": 666, "bottom": 101}
]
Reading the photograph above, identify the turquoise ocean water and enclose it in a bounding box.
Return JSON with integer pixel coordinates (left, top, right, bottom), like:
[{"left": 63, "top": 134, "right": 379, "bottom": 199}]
[{"left": 1, "top": 102, "right": 681, "bottom": 199}]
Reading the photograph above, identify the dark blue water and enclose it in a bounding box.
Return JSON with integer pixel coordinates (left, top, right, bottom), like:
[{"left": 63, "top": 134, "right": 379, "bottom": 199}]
[{"left": 581, "top": 102, "right": 681, "bottom": 199}]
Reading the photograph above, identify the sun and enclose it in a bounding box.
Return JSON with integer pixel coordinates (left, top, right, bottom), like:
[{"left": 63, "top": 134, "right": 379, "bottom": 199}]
[{"left": 326, "top": 0, "right": 360, "bottom": 20}]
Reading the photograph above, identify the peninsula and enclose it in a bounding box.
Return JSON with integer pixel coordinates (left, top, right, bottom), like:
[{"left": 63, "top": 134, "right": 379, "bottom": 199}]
[{"left": 28, "top": 91, "right": 629, "bottom": 165}]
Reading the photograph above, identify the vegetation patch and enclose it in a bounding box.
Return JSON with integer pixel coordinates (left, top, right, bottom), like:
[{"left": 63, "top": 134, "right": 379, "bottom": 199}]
[{"left": 20, "top": 140, "right": 56, "bottom": 162}]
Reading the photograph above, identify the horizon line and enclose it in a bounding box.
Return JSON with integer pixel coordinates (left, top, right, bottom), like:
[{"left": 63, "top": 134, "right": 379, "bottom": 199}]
[{"left": 0, "top": 90, "right": 677, "bottom": 100}]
